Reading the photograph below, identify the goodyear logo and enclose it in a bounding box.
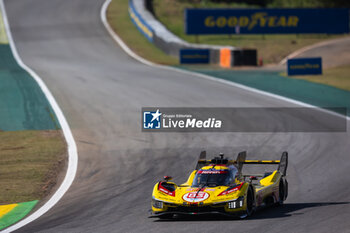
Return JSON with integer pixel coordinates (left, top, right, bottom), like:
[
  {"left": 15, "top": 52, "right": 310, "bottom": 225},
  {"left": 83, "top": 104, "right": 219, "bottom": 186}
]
[
  {"left": 185, "top": 8, "right": 350, "bottom": 35},
  {"left": 204, "top": 13, "right": 299, "bottom": 30},
  {"left": 180, "top": 49, "right": 210, "bottom": 64},
  {"left": 287, "top": 57, "right": 322, "bottom": 76},
  {"left": 290, "top": 63, "right": 320, "bottom": 69}
]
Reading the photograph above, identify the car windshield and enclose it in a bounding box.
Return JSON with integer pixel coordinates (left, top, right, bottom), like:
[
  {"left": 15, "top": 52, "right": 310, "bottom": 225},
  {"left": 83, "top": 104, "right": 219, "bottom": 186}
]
[{"left": 192, "top": 170, "right": 231, "bottom": 187}]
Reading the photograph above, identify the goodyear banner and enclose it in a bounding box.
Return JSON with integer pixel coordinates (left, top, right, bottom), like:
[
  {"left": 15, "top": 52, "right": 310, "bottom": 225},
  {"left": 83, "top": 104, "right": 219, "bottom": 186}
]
[
  {"left": 287, "top": 57, "right": 322, "bottom": 75},
  {"left": 180, "top": 49, "right": 210, "bottom": 64},
  {"left": 185, "top": 8, "right": 349, "bottom": 34}
]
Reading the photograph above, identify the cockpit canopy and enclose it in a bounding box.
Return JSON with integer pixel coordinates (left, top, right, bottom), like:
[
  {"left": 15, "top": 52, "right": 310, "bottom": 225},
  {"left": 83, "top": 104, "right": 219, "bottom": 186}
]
[{"left": 192, "top": 165, "right": 238, "bottom": 187}]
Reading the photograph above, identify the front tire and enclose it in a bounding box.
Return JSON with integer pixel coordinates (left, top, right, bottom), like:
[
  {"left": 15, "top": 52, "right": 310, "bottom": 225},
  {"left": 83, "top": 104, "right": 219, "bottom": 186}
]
[{"left": 241, "top": 186, "right": 255, "bottom": 218}]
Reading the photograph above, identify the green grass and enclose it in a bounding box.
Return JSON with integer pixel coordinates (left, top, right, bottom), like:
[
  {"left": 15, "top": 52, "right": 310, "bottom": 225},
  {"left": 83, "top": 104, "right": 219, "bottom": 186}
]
[
  {"left": 285, "top": 65, "right": 350, "bottom": 91},
  {"left": 0, "top": 130, "right": 66, "bottom": 204},
  {"left": 107, "top": 0, "right": 178, "bottom": 65},
  {"left": 153, "top": 0, "right": 346, "bottom": 64}
]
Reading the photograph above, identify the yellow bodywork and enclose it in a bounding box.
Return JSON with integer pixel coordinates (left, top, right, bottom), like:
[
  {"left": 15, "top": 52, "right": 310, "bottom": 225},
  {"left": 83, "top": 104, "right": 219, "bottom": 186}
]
[{"left": 151, "top": 165, "right": 283, "bottom": 216}]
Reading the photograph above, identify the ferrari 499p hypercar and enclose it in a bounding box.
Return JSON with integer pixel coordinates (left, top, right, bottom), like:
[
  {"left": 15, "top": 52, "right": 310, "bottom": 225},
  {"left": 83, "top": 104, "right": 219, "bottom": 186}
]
[{"left": 150, "top": 151, "right": 288, "bottom": 219}]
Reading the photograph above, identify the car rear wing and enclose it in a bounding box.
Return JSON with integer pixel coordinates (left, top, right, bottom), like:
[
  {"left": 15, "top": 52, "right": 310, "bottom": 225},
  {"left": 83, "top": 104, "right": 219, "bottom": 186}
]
[
  {"left": 278, "top": 151, "right": 288, "bottom": 176},
  {"left": 195, "top": 151, "right": 288, "bottom": 176}
]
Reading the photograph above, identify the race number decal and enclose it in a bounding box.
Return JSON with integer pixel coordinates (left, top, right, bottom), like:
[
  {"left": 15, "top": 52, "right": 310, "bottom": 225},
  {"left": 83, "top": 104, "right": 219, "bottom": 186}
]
[{"left": 183, "top": 192, "right": 209, "bottom": 202}]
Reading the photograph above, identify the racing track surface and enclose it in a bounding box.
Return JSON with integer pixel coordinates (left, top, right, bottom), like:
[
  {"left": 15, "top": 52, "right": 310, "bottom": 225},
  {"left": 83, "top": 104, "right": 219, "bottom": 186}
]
[
  {"left": 294, "top": 37, "right": 350, "bottom": 68},
  {"left": 4, "top": 0, "right": 350, "bottom": 232}
]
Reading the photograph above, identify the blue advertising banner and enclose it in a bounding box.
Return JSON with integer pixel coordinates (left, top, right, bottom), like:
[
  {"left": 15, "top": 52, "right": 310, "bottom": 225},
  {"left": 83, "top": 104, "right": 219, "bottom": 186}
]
[
  {"left": 287, "top": 57, "right": 322, "bottom": 75},
  {"left": 185, "top": 8, "right": 349, "bottom": 34},
  {"left": 180, "top": 49, "right": 210, "bottom": 64}
]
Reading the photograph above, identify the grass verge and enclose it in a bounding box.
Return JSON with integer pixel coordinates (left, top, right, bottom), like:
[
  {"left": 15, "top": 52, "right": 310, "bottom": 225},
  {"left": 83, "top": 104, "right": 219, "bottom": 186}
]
[
  {"left": 107, "top": 0, "right": 178, "bottom": 65},
  {"left": 285, "top": 65, "right": 350, "bottom": 91},
  {"left": 0, "top": 130, "right": 66, "bottom": 204},
  {"left": 153, "top": 0, "right": 346, "bottom": 64}
]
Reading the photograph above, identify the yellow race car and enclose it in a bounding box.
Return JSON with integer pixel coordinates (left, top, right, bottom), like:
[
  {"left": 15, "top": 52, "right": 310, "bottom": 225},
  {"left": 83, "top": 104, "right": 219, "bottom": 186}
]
[{"left": 150, "top": 151, "right": 288, "bottom": 219}]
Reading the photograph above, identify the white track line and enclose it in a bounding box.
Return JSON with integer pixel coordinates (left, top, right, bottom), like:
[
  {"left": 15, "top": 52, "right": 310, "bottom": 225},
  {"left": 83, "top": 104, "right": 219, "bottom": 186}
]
[
  {"left": 0, "top": 0, "right": 78, "bottom": 232},
  {"left": 101, "top": 0, "right": 349, "bottom": 121}
]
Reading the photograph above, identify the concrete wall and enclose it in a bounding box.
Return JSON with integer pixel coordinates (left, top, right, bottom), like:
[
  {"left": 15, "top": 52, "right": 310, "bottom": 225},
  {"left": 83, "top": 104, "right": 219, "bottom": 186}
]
[{"left": 129, "top": 0, "right": 257, "bottom": 66}]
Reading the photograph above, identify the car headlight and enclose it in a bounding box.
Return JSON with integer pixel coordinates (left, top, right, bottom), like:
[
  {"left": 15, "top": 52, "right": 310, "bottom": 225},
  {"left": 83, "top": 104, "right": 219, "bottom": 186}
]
[
  {"left": 228, "top": 196, "right": 244, "bottom": 209},
  {"left": 152, "top": 199, "right": 163, "bottom": 209}
]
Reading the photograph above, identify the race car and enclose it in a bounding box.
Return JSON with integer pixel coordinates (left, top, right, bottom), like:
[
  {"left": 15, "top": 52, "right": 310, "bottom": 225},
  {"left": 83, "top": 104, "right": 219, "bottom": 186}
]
[{"left": 150, "top": 151, "right": 288, "bottom": 219}]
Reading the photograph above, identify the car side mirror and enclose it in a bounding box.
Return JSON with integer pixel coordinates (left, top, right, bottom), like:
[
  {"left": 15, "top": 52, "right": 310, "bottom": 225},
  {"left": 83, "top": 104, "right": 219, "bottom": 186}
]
[
  {"left": 163, "top": 176, "right": 172, "bottom": 182},
  {"left": 249, "top": 176, "right": 257, "bottom": 182}
]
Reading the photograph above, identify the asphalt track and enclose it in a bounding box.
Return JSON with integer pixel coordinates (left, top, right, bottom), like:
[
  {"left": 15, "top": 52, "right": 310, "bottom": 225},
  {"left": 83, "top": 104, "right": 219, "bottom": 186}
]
[
  {"left": 4, "top": 0, "right": 350, "bottom": 232},
  {"left": 294, "top": 37, "right": 350, "bottom": 68}
]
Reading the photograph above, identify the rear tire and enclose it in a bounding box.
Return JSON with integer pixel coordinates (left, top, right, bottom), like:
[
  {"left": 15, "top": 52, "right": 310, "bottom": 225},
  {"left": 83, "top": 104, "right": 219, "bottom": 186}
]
[
  {"left": 242, "top": 186, "right": 255, "bottom": 218},
  {"left": 278, "top": 180, "right": 285, "bottom": 205}
]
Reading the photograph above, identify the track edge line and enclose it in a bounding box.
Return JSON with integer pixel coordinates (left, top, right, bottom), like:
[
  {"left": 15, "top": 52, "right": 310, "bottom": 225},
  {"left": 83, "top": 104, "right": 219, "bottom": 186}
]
[{"left": 0, "top": 1, "right": 78, "bottom": 232}]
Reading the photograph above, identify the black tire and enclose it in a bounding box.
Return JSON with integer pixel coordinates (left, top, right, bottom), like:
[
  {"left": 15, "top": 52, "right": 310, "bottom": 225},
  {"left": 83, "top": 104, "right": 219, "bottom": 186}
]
[
  {"left": 278, "top": 179, "right": 285, "bottom": 205},
  {"left": 284, "top": 179, "right": 288, "bottom": 200},
  {"left": 242, "top": 186, "right": 255, "bottom": 218}
]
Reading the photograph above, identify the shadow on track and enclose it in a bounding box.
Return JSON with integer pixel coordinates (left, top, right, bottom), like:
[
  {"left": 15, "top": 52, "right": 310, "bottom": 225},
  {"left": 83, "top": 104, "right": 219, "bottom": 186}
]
[{"left": 153, "top": 202, "right": 350, "bottom": 222}]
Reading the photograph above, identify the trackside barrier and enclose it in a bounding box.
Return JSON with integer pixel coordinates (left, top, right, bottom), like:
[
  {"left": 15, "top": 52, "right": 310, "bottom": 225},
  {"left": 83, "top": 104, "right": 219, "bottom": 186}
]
[
  {"left": 128, "top": 0, "right": 154, "bottom": 42},
  {"left": 220, "top": 48, "right": 257, "bottom": 68},
  {"left": 220, "top": 48, "right": 231, "bottom": 68},
  {"left": 128, "top": 0, "right": 257, "bottom": 66},
  {"left": 232, "top": 49, "right": 257, "bottom": 66}
]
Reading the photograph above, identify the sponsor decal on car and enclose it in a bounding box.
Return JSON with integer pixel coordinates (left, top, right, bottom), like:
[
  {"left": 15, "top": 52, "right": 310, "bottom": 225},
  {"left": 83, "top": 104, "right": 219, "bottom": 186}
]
[
  {"left": 204, "top": 188, "right": 216, "bottom": 192},
  {"left": 186, "top": 188, "right": 199, "bottom": 191},
  {"left": 182, "top": 192, "right": 210, "bottom": 202},
  {"left": 159, "top": 187, "right": 175, "bottom": 196},
  {"left": 158, "top": 182, "right": 175, "bottom": 196},
  {"left": 198, "top": 170, "right": 228, "bottom": 174},
  {"left": 218, "top": 183, "right": 244, "bottom": 196}
]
